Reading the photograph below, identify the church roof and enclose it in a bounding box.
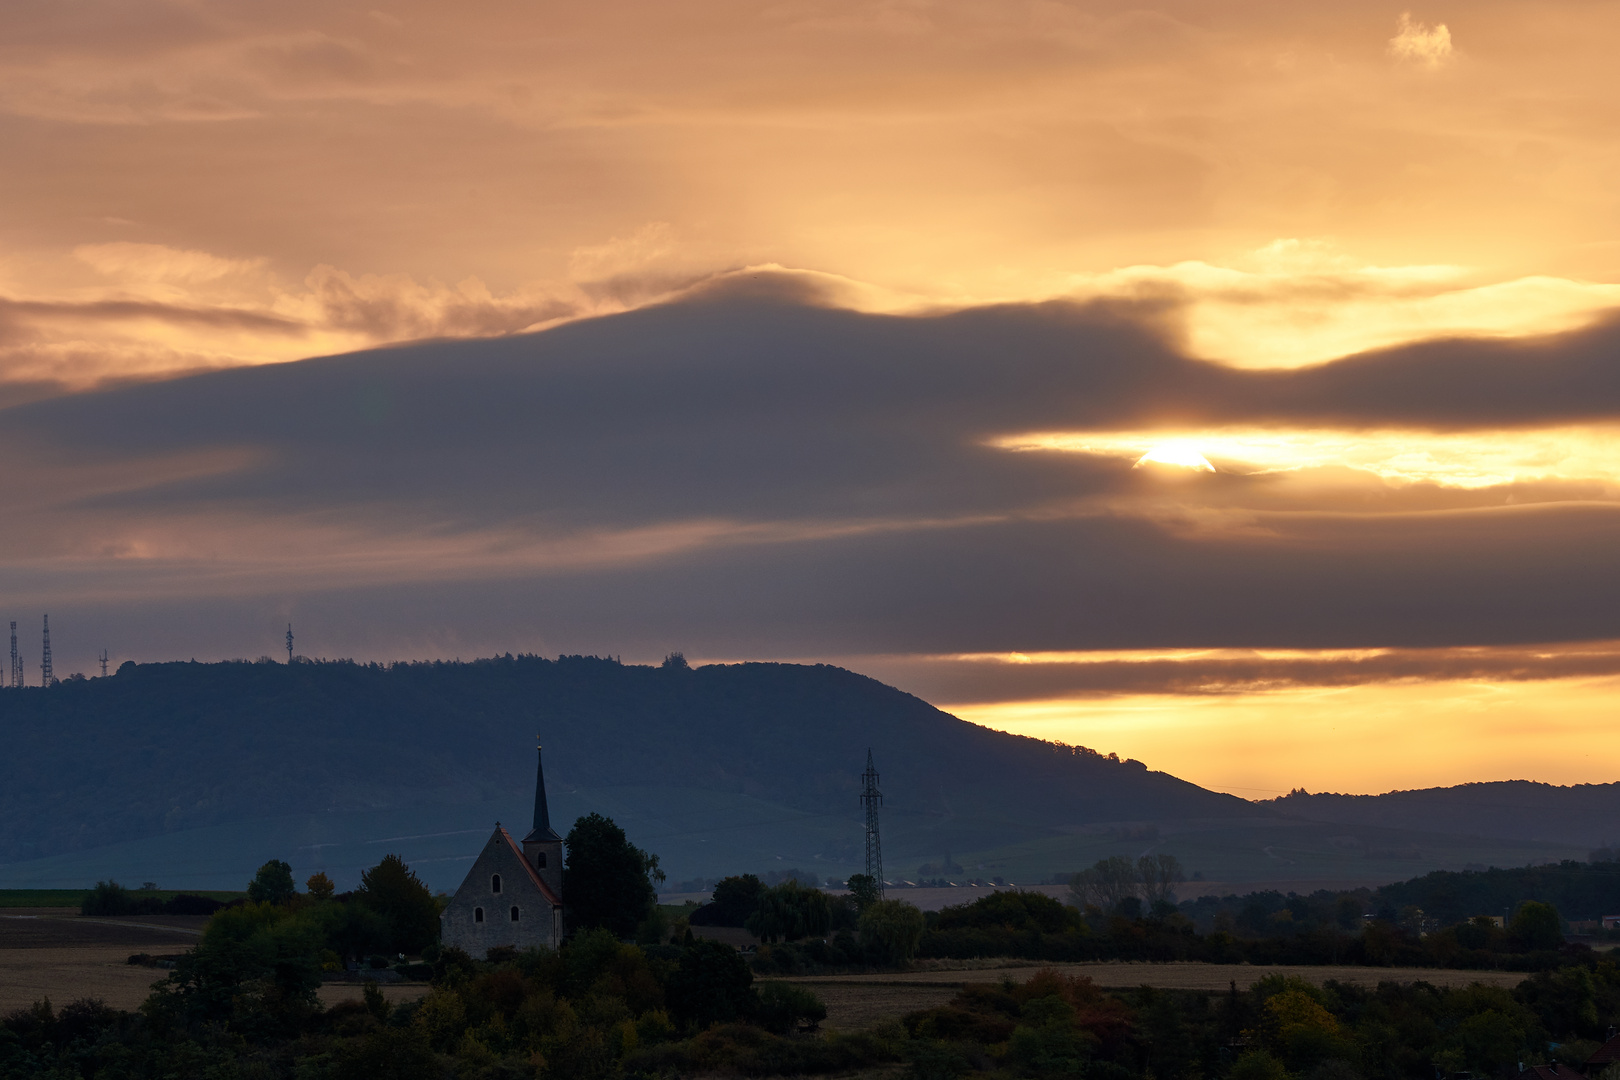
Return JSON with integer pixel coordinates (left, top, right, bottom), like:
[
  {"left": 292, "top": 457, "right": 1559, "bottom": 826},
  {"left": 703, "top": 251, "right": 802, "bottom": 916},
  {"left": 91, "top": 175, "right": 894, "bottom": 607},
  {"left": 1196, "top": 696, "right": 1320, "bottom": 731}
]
[
  {"left": 522, "top": 744, "right": 563, "bottom": 843},
  {"left": 497, "top": 825, "right": 561, "bottom": 907}
]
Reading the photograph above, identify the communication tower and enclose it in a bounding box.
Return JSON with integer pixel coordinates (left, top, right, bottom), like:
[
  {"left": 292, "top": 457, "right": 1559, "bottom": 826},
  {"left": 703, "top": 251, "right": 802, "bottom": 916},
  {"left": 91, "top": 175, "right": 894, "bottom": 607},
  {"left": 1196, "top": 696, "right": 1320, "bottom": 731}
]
[
  {"left": 861, "top": 748, "right": 884, "bottom": 898},
  {"left": 8, "top": 622, "right": 18, "bottom": 688},
  {"left": 99, "top": 650, "right": 109, "bottom": 678},
  {"left": 40, "top": 615, "right": 52, "bottom": 687},
  {"left": 286, "top": 624, "right": 294, "bottom": 664}
]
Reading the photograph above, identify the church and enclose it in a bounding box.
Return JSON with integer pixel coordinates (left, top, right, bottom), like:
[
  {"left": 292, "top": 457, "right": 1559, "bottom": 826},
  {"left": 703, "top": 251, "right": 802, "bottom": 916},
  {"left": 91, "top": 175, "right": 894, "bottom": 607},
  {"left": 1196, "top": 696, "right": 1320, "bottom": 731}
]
[{"left": 440, "top": 744, "right": 565, "bottom": 954}]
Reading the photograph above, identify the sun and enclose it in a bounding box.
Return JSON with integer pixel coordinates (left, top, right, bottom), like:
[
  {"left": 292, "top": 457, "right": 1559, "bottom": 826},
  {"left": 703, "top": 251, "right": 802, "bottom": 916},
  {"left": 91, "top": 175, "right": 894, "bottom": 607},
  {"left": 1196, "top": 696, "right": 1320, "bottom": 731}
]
[{"left": 1135, "top": 443, "right": 1216, "bottom": 472}]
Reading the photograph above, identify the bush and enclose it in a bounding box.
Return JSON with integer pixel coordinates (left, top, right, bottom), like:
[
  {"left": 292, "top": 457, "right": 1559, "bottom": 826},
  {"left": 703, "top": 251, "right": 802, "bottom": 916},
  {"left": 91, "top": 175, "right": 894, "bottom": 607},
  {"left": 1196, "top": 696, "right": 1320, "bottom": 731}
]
[
  {"left": 746, "top": 880, "right": 832, "bottom": 943},
  {"left": 82, "top": 880, "right": 135, "bottom": 916},
  {"left": 665, "top": 938, "right": 757, "bottom": 1031},
  {"left": 755, "top": 981, "right": 827, "bottom": 1033},
  {"left": 860, "top": 899, "right": 926, "bottom": 964}
]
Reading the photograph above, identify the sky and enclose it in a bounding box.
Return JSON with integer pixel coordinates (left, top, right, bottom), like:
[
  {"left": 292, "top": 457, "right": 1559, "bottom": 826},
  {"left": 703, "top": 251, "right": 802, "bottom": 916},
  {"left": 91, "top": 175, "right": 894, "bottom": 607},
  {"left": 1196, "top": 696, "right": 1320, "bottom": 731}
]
[{"left": 3, "top": 0, "right": 1620, "bottom": 798}]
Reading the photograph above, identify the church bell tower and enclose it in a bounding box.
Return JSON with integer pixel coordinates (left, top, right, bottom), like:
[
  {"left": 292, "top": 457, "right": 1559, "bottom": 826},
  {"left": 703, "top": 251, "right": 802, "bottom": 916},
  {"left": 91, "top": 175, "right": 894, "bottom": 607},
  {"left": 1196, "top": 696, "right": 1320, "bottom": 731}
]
[{"left": 521, "top": 742, "right": 564, "bottom": 900}]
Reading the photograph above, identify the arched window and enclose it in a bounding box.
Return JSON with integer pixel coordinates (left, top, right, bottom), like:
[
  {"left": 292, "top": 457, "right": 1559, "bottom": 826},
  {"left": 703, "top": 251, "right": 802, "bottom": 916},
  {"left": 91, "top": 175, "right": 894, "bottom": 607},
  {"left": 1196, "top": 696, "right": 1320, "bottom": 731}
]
[
  {"left": 491, "top": 873, "right": 502, "bottom": 894},
  {"left": 510, "top": 906, "right": 520, "bottom": 922},
  {"left": 474, "top": 907, "right": 484, "bottom": 923},
  {"left": 533, "top": 852, "right": 547, "bottom": 868}
]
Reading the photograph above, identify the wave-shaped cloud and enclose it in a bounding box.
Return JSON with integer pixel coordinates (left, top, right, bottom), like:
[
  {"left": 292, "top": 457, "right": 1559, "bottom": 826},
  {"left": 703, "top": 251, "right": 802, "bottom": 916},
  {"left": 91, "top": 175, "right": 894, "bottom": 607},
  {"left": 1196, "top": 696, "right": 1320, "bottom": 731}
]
[{"left": 4, "top": 284, "right": 1620, "bottom": 676}]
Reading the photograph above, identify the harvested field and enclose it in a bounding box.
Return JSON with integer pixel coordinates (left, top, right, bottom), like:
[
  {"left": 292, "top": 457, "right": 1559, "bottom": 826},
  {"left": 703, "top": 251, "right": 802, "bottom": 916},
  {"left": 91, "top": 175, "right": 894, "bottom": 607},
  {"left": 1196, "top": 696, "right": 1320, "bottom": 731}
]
[
  {"left": 0, "top": 947, "right": 169, "bottom": 1012},
  {"left": 0, "top": 908, "right": 205, "bottom": 1013},
  {"left": 769, "top": 962, "right": 1529, "bottom": 1028},
  {"left": 789, "top": 962, "right": 1527, "bottom": 991},
  {"left": 1, "top": 910, "right": 204, "bottom": 949}
]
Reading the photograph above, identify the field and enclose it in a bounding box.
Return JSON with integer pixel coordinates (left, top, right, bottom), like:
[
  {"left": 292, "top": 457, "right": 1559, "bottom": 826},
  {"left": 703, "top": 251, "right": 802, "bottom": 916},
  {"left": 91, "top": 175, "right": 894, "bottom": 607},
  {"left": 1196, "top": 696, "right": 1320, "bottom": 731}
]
[
  {"left": 0, "top": 907, "right": 431, "bottom": 1013},
  {"left": 0, "top": 889, "right": 245, "bottom": 909},
  {"left": 3, "top": 906, "right": 1536, "bottom": 1028},
  {"left": 765, "top": 962, "right": 1527, "bottom": 1029}
]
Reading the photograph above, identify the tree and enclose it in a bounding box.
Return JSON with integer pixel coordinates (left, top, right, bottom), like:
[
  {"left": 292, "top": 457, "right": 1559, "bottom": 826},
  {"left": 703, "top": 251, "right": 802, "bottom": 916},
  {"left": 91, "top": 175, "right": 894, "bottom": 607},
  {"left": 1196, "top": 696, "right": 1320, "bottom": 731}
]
[
  {"left": 846, "top": 874, "right": 881, "bottom": 913},
  {"left": 247, "top": 859, "right": 296, "bottom": 906},
  {"left": 1139, "top": 853, "right": 1185, "bottom": 907},
  {"left": 81, "top": 880, "right": 135, "bottom": 917},
  {"left": 698, "top": 874, "right": 764, "bottom": 926},
  {"left": 1511, "top": 900, "right": 1564, "bottom": 950},
  {"left": 859, "top": 898, "right": 925, "bottom": 964},
  {"left": 1069, "top": 855, "right": 1139, "bottom": 912},
  {"left": 665, "top": 937, "right": 756, "bottom": 1031},
  {"left": 563, "top": 813, "right": 663, "bottom": 938},
  {"left": 745, "top": 880, "right": 832, "bottom": 943},
  {"left": 305, "top": 871, "right": 335, "bottom": 902},
  {"left": 359, "top": 854, "right": 440, "bottom": 954}
]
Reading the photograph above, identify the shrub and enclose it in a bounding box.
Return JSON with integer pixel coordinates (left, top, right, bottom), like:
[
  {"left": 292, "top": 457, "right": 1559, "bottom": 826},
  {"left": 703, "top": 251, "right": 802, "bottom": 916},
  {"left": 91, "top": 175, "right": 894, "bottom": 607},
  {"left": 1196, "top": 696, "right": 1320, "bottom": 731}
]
[
  {"left": 860, "top": 899, "right": 926, "bottom": 964},
  {"left": 82, "top": 880, "right": 135, "bottom": 916},
  {"left": 755, "top": 981, "right": 827, "bottom": 1034}
]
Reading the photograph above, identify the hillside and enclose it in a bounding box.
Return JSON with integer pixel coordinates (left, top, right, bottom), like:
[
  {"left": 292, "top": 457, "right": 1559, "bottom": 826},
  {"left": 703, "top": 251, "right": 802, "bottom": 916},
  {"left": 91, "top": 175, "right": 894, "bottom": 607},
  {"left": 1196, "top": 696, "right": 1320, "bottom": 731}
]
[
  {"left": 0, "top": 655, "right": 1249, "bottom": 889},
  {"left": 1267, "top": 783, "right": 1620, "bottom": 850}
]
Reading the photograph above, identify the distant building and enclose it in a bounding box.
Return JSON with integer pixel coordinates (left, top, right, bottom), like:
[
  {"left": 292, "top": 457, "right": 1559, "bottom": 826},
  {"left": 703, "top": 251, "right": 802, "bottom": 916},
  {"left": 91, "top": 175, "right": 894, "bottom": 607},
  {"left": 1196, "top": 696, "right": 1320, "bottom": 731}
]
[
  {"left": 1584, "top": 1029, "right": 1620, "bottom": 1073},
  {"left": 440, "top": 745, "right": 564, "bottom": 956},
  {"left": 1603, "top": 915, "right": 1620, "bottom": 931},
  {"left": 1519, "top": 1064, "right": 1574, "bottom": 1080}
]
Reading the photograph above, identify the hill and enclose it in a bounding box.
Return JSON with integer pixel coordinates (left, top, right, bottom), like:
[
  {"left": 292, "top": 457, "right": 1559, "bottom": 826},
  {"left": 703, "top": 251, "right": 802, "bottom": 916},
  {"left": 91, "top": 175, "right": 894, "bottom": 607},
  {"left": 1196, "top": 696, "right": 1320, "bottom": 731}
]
[
  {"left": 1267, "top": 783, "right": 1620, "bottom": 850},
  {"left": 0, "top": 655, "right": 1250, "bottom": 890}
]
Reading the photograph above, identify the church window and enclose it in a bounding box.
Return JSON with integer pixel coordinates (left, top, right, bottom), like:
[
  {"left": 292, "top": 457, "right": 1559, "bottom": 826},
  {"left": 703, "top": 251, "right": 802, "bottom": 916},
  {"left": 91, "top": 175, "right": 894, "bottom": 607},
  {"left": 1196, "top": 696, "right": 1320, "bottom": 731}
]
[
  {"left": 510, "top": 906, "right": 520, "bottom": 922},
  {"left": 474, "top": 907, "right": 484, "bottom": 923},
  {"left": 491, "top": 874, "right": 502, "bottom": 894},
  {"left": 534, "top": 852, "right": 547, "bottom": 868}
]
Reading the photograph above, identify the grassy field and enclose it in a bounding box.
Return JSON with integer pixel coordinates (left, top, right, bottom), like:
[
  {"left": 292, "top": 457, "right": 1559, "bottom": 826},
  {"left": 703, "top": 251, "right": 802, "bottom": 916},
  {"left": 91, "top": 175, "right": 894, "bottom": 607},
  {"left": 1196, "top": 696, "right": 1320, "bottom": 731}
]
[{"left": 0, "top": 889, "right": 244, "bottom": 908}]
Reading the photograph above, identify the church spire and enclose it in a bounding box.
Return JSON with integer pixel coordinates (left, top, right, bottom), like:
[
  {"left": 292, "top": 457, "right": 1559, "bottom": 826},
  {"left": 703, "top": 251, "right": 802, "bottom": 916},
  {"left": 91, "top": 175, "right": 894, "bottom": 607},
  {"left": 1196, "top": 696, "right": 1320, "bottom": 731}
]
[{"left": 524, "top": 740, "right": 561, "bottom": 842}]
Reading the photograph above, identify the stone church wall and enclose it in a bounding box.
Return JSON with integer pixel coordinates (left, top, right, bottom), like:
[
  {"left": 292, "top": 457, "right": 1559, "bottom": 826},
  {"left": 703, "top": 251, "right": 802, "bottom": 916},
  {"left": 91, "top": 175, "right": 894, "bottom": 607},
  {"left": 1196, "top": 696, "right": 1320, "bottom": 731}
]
[{"left": 441, "top": 827, "right": 559, "bottom": 956}]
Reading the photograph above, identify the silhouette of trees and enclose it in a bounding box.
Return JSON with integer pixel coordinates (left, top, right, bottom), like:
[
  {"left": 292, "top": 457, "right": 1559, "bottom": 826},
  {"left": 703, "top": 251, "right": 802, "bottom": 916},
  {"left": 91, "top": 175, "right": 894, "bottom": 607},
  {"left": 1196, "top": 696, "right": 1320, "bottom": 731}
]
[
  {"left": 358, "top": 854, "right": 440, "bottom": 954},
  {"left": 562, "top": 812, "right": 662, "bottom": 938},
  {"left": 247, "top": 859, "right": 296, "bottom": 906}
]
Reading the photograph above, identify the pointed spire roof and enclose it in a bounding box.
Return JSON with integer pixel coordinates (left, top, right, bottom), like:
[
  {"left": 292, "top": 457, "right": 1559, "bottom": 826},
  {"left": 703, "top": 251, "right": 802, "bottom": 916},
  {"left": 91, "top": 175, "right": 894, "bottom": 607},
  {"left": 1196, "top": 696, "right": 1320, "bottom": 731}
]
[{"left": 523, "top": 741, "right": 562, "bottom": 843}]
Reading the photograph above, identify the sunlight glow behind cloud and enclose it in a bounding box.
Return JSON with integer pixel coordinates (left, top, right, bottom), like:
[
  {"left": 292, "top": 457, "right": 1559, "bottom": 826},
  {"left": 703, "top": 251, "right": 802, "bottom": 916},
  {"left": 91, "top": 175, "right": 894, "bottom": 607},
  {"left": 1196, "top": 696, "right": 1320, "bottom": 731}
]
[{"left": 998, "top": 425, "right": 1620, "bottom": 490}]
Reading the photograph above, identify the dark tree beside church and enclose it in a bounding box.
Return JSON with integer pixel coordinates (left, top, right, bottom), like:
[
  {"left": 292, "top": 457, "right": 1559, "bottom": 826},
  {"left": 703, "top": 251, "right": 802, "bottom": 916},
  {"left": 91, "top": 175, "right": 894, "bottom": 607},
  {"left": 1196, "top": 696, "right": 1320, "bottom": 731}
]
[
  {"left": 563, "top": 812, "right": 663, "bottom": 938},
  {"left": 358, "top": 853, "right": 441, "bottom": 954},
  {"left": 247, "top": 859, "right": 296, "bottom": 906}
]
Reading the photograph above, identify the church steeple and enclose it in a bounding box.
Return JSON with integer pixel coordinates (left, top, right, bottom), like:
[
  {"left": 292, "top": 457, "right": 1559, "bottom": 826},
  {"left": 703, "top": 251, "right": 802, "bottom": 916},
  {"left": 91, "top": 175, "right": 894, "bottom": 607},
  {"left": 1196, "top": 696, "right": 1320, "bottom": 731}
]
[
  {"left": 523, "top": 741, "right": 561, "bottom": 843},
  {"left": 520, "top": 740, "right": 565, "bottom": 900}
]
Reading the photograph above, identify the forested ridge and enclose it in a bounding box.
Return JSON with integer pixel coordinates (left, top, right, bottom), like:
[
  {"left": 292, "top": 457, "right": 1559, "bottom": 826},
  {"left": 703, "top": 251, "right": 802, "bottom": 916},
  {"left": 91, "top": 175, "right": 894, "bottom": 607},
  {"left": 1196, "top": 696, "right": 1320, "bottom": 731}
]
[{"left": 0, "top": 654, "right": 1244, "bottom": 863}]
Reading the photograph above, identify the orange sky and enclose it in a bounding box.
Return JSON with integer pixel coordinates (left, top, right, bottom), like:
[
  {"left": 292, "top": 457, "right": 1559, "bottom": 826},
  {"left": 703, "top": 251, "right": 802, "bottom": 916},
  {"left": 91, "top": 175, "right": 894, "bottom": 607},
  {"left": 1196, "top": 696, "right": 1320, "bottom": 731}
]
[{"left": 4, "top": 0, "right": 1620, "bottom": 796}]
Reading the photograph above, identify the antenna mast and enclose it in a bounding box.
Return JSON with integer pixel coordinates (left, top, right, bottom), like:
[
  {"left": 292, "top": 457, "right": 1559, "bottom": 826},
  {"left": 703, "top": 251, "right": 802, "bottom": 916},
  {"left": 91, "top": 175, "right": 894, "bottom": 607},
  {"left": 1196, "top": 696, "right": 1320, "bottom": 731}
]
[
  {"left": 8, "top": 622, "right": 18, "bottom": 688},
  {"left": 99, "top": 650, "right": 109, "bottom": 678},
  {"left": 286, "top": 624, "right": 293, "bottom": 664},
  {"left": 861, "top": 748, "right": 885, "bottom": 898},
  {"left": 40, "top": 615, "right": 52, "bottom": 687}
]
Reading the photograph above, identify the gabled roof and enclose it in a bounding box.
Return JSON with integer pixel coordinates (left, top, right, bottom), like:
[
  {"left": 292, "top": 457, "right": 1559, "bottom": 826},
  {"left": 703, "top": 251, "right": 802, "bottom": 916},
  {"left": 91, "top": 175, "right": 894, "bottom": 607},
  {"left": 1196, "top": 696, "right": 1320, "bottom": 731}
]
[
  {"left": 1520, "top": 1065, "right": 1570, "bottom": 1080},
  {"left": 1586, "top": 1032, "right": 1620, "bottom": 1068},
  {"left": 497, "top": 825, "right": 561, "bottom": 907}
]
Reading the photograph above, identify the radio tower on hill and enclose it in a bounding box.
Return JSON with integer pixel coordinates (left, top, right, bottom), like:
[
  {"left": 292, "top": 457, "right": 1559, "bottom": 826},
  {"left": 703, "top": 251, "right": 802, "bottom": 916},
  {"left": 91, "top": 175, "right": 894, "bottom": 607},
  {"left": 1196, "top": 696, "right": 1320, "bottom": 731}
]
[
  {"left": 8, "top": 622, "right": 19, "bottom": 688},
  {"left": 286, "top": 624, "right": 294, "bottom": 664},
  {"left": 861, "top": 748, "right": 884, "bottom": 898},
  {"left": 40, "top": 615, "right": 52, "bottom": 687}
]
